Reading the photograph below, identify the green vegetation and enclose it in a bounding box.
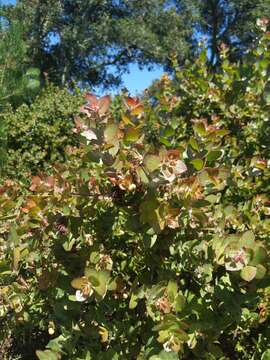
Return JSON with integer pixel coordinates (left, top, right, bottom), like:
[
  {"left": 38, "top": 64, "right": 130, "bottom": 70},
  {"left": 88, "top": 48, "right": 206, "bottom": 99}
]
[
  {"left": 0, "top": 25, "right": 270, "bottom": 359},
  {"left": 7, "top": 0, "right": 196, "bottom": 87},
  {"left": 4, "top": 85, "right": 82, "bottom": 180},
  {"left": 0, "top": 15, "right": 40, "bottom": 170},
  {"left": 5, "top": 1, "right": 270, "bottom": 87}
]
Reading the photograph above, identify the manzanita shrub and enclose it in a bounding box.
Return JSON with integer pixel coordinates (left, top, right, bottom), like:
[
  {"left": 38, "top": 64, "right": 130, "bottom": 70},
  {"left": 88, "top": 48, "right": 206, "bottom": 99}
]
[{"left": 1, "top": 29, "right": 270, "bottom": 360}]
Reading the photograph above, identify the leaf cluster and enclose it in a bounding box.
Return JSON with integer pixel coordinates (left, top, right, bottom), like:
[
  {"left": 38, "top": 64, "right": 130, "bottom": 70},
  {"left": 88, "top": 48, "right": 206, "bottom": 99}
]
[{"left": 0, "top": 31, "right": 270, "bottom": 360}]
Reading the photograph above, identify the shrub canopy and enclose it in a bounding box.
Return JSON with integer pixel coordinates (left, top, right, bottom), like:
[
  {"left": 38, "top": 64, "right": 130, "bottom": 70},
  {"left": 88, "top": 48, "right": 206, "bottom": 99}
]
[
  {"left": 0, "top": 29, "right": 270, "bottom": 360},
  {"left": 5, "top": 85, "right": 82, "bottom": 180}
]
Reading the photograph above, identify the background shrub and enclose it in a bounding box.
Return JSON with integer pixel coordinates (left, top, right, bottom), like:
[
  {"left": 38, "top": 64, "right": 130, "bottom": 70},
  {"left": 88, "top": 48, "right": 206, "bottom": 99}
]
[{"left": 4, "top": 85, "right": 82, "bottom": 180}]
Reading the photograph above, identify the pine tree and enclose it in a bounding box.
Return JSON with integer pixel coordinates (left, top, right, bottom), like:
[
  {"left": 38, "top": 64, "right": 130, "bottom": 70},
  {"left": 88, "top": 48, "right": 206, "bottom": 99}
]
[{"left": 196, "top": 0, "right": 270, "bottom": 64}]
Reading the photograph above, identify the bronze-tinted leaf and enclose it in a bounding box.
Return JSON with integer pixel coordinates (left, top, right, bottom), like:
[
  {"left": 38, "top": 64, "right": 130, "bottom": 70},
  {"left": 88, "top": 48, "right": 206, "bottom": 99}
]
[
  {"left": 98, "top": 95, "right": 111, "bottom": 115},
  {"left": 71, "top": 277, "right": 89, "bottom": 290}
]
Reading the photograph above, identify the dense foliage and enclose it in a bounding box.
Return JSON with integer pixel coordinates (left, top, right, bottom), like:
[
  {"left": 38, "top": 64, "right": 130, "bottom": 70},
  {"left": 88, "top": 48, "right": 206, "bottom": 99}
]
[
  {"left": 4, "top": 85, "right": 82, "bottom": 180},
  {"left": 6, "top": 0, "right": 196, "bottom": 88},
  {"left": 0, "top": 27, "right": 270, "bottom": 360},
  {"left": 0, "top": 19, "right": 40, "bottom": 109},
  {"left": 196, "top": 0, "right": 270, "bottom": 64},
  {"left": 0, "top": 16, "right": 40, "bottom": 170},
  {"left": 4, "top": 1, "right": 270, "bottom": 88}
]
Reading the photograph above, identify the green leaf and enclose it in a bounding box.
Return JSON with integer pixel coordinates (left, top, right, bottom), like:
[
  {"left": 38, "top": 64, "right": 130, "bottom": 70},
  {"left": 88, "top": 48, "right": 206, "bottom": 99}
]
[
  {"left": 36, "top": 350, "right": 59, "bottom": 360},
  {"left": 163, "top": 126, "right": 174, "bottom": 137},
  {"left": 144, "top": 154, "right": 161, "bottom": 172},
  {"left": 190, "top": 159, "right": 204, "bottom": 171},
  {"left": 104, "top": 123, "right": 118, "bottom": 143},
  {"left": 26, "top": 67, "right": 40, "bottom": 77},
  {"left": 250, "top": 246, "right": 267, "bottom": 266},
  {"left": 140, "top": 199, "right": 165, "bottom": 233},
  {"left": 255, "top": 264, "right": 267, "bottom": 280},
  {"left": 198, "top": 170, "right": 211, "bottom": 185},
  {"left": 136, "top": 166, "right": 149, "bottom": 184},
  {"left": 240, "top": 266, "right": 257, "bottom": 282},
  {"left": 85, "top": 268, "right": 100, "bottom": 287},
  {"left": 46, "top": 335, "right": 66, "bottom": 353},
  {"left": 129, "top": 293, "right": 138, "bottom": 309},
  {"left": 191, "top": 199, "right": 210, "bottom": 208},
  {"left": 85, "top": 269, "right": 110, "bottom": 299},
  {"left": 27, "top": 79, "right": 40, "bottom": 90},
  {"left": 121, "top": 113, "right": 134, "bottom": 126},
  {"left": 160, "top": 137, "right": 171, "bottom": 147},
  {"left": 71, "top": 277, "right": 89, "bottom": 290},
  {"left": 218, "top": 167, "right": 230, "bottom": 180},
  {"left": 207, "top": 150, "right": 222, "bottom": 162},
  {"left": 193, "top": 122, "right": 206, "bottom": 136},
  {"left": 8, "top": 226, "right": 19, "bottom": 246},
  {"left": 125, "top": 127, "right": 141, "bottom": 142},
  {"left": 149, "top": 350, "right": 179, "bottom": 360},
  {"left": 189, "top": 137, "right": 199, "bottom": 151},
  {"left": 264, "top": 93, "right": 270, "bottom": 104},
  {"left": 167, "top": 280, "right": 178, "bottom": 303},
  {"left": 215, "top": 129, "right": 230, "bottom": 137},
  {"left": 174, "top": 294, "right": 186, "bottom": 312},
  {"left": 262, "top": 349, "right": 270, "bottom": 360},
  {"left": 240, "top": 230, "right": 255, "bottom": 247}
]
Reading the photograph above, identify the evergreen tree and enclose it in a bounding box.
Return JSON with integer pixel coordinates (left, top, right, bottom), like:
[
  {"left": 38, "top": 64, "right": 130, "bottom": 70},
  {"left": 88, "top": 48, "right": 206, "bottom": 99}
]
[
  {"left": 7, "top": 0, "right": 196, "bottom": 88},
  {"left": 195, "top": 0, "right": 270, "bottom": 65},
  {"left": 6, "top": 0, "right": 270, "bottom": 87},
  {"left": 0, "top": 10, "right": 40, "bottom": 170}
]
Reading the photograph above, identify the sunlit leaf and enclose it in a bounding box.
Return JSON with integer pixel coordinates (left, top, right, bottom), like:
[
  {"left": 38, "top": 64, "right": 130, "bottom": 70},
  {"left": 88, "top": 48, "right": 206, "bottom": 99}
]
[
  {"left": 104, "top": 123, "right": 119, "bottom": 143},
  {"left": 98, "top": 95, "right": 111, "bottom": 115},
  {"left": 136, "top": 166, "right": 149, "bottom": 184},
  {"left": 81, "top": 129, "right": 97, "bottom": 142},
  {"left": 71, "top": 277, "right": 89, "bottom": 290},
  {"left": 99, "top": 326, "right": 109, "bottom": 343},
  {"left": 125, "top": 127, "right": 141, "bottom": 142},
  {"left": 240, "top": 266, "right": 257, "bottom": 282},
  {"left": 190, "top": 159, "right": 204, "bottom": 171},
  {"left": 144, "top": 154, "right": 161, "bottom": 172},
  {"left": 238, "top": 232, "right": 254, "bottom": 249},
  {"left": 121, "top": 113, "right": 134, "bottom": 126},
  {"left": 36, "top": 350, "right": 59, "bottom": 360}
]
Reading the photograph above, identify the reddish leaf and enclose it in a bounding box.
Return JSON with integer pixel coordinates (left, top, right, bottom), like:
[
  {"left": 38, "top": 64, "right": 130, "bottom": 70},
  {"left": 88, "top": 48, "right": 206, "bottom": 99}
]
[
  {"left": 29, "top": 176, "right": 41, "bottom": 191},
  {"left": 85, "top": 93, "right": 99, "bottom": 108},
  {"left": 125, "top": 96, "right": 141, "bottom": 109},
  {"left": 124, "top": 96, "right": 144, "bottom": 115},
  {"left": 98, "top": 95, "right": 111, "bottom": 115}
]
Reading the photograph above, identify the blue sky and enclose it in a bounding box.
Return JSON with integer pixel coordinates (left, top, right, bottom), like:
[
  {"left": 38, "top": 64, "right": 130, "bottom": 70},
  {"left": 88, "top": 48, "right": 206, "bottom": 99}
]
[
  {"left": 114, "top": 64, "right": 164, "bottom": 95},
  {"left": 2, "top": 0, "right": 164, "bottom": 94}
]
